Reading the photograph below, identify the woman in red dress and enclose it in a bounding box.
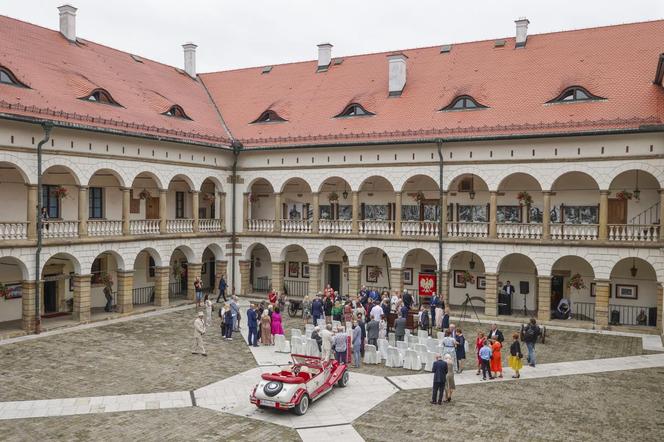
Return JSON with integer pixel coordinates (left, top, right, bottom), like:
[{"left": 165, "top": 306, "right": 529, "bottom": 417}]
[
  {"left": 268, "top": 289, "right": 277, "bottom": 305},
  {"left": 475, "top": 331, "right": 486, "bottom": 375},
  {"left": 323, "top": 284, "right": 335, "bottom": 301},
  {"left": 490, "top": 338, "right": 503, "bottom": 378},
  {"left": 343, "top": 301, "right": 353, "bottom": 324}
]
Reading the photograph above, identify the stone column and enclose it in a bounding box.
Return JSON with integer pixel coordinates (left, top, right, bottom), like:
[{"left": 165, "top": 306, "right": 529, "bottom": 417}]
[
  {"left": 271, "top": 261, "right": 284, "bottom": 293},
  {"left": 187, "top": 263, "right": 202, "bottom": 301},
  {"left": 537, "top": 276, "right": 551, "bottom": 322},
  {"left": 27, "top": 184, "right": 37, "bottom": 240},
  {"left": 21, "top": 280, "right": 37, "bottom": 332},
  {"left": 214, "top": 260, "right": 228, "bottom": 293},
  {"left": 394, "top": 191, "right": 402, "bottom": 237},
  {"left": 121, "top": 187, "right": 131, "bottom": 235},
  {"left": 441, "top": 191, "right": 448, "bottom": 238},
  {"left": 308, "top": 263, "right": 321, "bottom": 297},
  {"left": 351, "top": 191, "right": 359, "bottom": 234},
  {"left": 72, "top": 274, "right": 91, "bottom": 322},
  {"left": 659, "top": 190, "right": 664, "bottom": 241},
  {"left": 489, "top": 191, "right": 497, "bottom": 238},
  {"left": 598, "top": 190, "right": 609, "bottom": 240},
  {"left": 656, "top": 282, "right": 663, "bottom": 331},
  {"left": 154, "top": 266, "right": 170, "bottom": 307},
  {"left": 542, "top": 191, "right": 551, "bottom": 240},
  {"left": 78, "top": 186, "right": 88, "bottom": 237},
  {"left": 594, "top": 279, "right": 610, "bottom": 329},
  {"left": 312, "top": 192, "right": 320, "bottom": 234},
  {"left": 390, "top": 267, "right": 402, "bottom": 293},
  {"left": 348, "top": 266, "right": 361, "bottom": 296},
  {"left": 116, "top": 270, "right": 134, "bottom": 314},
  {"left": 239, "top": 260, "right": 251, "bottom": 295},
  {"left": 191, "top": 190, "right": 200, "bottom": 233},
  {"left": 273, "top": 192, "right": 282, "bottom": 233},
  {"left": 484, "top": 272, "right": 498, "bottom": 317},
  {"left": 438, "top": 271, "right": 449, "bottom": 307},
  {"left": 218, "top": 192, "right": 226, "bottom": 230},
  {"left": 159, "top": 189, "right": 167, "bottom": 234},
  {"left": 243, "top": 192, "right": 250, "bottom": 230}
]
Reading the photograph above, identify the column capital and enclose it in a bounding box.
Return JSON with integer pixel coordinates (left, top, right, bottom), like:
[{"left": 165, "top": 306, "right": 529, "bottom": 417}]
[
  {"left": 26, "top": 183, "right": 38, "bottom": 189},
  {"left": 78, "top": 185, "right": 88, "bottom": 190},
  {"left": 536, "top": 275, "right": 552, "bottom": 281},
  {"left": 116, "top": 269, "right": 135, "bottom": 276},
  {"left": 542, "top": 190, "right": 553, "bottom": 195},
  {"left": 599, "top": 190, "right": 610, "bottom": 195},
  {"left": 159, "top": 189, "right": 168, "bottom": 195},
  {"left": 394, "top": 190, "right": 402, "bottom": 195},
  {"left": 120, "top": 187, "right": 131, "bottom": 192},
  {"left": 190, "top": 190, "right": 200, "bottom": 195},
  {"left": 593, "top": 278, "right": 611, "bottom": 285}
]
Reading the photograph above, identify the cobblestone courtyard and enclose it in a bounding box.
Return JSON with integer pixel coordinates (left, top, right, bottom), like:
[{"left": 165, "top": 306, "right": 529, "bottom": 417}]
[{"left": 0, "top": 304, "right": 662, "bottom": 441}]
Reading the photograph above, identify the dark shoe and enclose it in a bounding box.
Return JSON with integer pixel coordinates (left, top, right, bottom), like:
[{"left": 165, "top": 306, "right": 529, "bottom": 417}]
[
  {"left": 430, "top": 401, "right": 436, "bottom": 404},
  {"left": 482, "top": 378, "right": 486, "bottom": 381},
  {"left": 489, "top": 377, "right": 495, "bottom": 380},
  {"left": 437, "top": 402, "right": 442, "bottom": 405},
  {"left": 202, "top": 353, "right": 208, "bottom": 357}
]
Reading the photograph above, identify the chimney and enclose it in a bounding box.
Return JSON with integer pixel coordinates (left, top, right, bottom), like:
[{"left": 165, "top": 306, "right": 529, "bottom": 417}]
[
  {"left": 515, "top": 17, "right": 530, "bottom": 48},
  {"left": 182, "top": 43, "right": 198, "bottom": 77},
  {"left": 317, "top": 43, "right": 333, "bottom": 72},
  {"left": 58, "top": 4, "right": 77, "bottom": 42},
  {"left": 387, "top": 53, "right": 408, "bottom": 96}
]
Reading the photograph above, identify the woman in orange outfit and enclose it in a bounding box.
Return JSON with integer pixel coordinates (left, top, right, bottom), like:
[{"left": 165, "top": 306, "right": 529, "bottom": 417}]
[{"left": 490, "top": 338, "right": 503, "bottom": 378}]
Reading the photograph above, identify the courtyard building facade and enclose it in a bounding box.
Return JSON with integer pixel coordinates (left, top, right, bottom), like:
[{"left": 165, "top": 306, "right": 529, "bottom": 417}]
[{"left": 1, "top": 6, "right": 664, "bottom": 335}]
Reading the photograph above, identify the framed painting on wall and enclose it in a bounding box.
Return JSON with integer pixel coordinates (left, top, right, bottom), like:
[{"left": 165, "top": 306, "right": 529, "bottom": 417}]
[
  {"left": 476, "top": 276, "right": 486, "bottom": 290},
  {"left": 615, "top": 284, "right": 638, "bottom": 300},
  {"left": 590, "top": 282, "right": 613, "bottom": 298},
  {"left": 288, "top": 262, "right": 299, "bottom": 278},
  {"left": 301, "top": 263, "right": 310, "bottom": 278},
  {"left": 366, "top": 266, "right": 382, "bottom": 283},
  {"left": 453, "top": 270, "right": 467, "bottom": 288},
  {"left": 403, "top": 268, "right": 413, "bottom": 285}
]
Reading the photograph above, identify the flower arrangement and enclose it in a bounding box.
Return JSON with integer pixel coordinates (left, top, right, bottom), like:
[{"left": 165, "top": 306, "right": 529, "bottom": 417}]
[
  {"left": 100, "top": 273, "right": 113, "bottom": 287},
  {"left": 248, "top": 193, "right": 259, "bottom": 203},
  {"left": 517, "top": 191, "right": 533, "bottom": 207},
  {"left": 54, "top": 186, "right": 68, "bottom": 199},
  {"left": 615, "top": 190, "right": 633, "bottom": 201},
  {"left": 138, "top": 189, "right": 151, "bottom": 200},
  {"left": 413, "top": 191, "right": 425, "bottom": 203},
  {"left": 566, "top": 273, "right": 586, "bottom": 290},
  {"left": 461, "top": 271, "right": 475, "bottom": 284},
  {"left": 0, "top": 282, "right": 7, "bottom": 298},
  {"left": 328, "top": 191, "right": 339, "bottom": 202}
]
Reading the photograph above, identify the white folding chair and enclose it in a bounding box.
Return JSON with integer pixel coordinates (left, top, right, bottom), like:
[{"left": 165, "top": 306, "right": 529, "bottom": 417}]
[
  {"left": 414, "top": 343, "right": 428, "bottom": 361},
  {"left": 291, "top": 328, "right": 302, "bottom": 337},
  {"left": 363, "top": 344, "right": 380, "bottom": 364},
  {"left": 388, "top": 332, "right": 396, "bottom": 347},
  {"left": 305, "top": 338, "right": 320, "bottom": 357},
  {"left": 377, "top": 338, "right": 389, "bottom": 360},
  {"left": 274, "top": 334, "right": 291, "bottom": 353},
  {"left": 290, "top": 336, "right": 304, "bottom": 355},
  {"left": 424, "top": 351, "right": 437, "bottom": 372},
  {"left": 426, "top": 337, "right": 438, "bottom": 353},
  {"left": 386, "top": 347, "right": 403, "bottom": 368},
  {"left": 403, "top": 349, "right": 421, "bottom": 371}
]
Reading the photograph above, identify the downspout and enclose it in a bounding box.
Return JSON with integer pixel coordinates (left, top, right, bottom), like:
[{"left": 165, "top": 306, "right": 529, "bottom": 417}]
[
  {"left": 436, "top": 139, "right": 444, "bottom": 300},
  {"left": 230, "top": 140, "right": 243, "bottom": 296},
  {"left": 35, "top": 123, "right": 53, "bottom": 334}
]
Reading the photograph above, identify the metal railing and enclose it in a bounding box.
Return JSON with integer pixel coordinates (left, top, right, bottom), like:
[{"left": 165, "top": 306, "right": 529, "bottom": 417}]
[
  {"left": 447, "top": 222, "right": 489, "bottom": 238},
  {"left": 608, "top": 224, "right": 660, "bottom": 242},
  {"left": 550, "top": 223, "right": 599, "bottom": 240},
  {"left": 169, "top": 281, "right": 186, "bottom": 299},
  {"left": 609, "top": 303, "right": 654, "bottom": 326},
  {"left": 572, "top": 301, "right": 595, "bottom": 321},
  {"left": 284, "top": 280, "right": 309, "bottom": 297},
  {"left": 130, "top": 219, "right": 160, "bottom": 235},
  {"left": 42, "top": 220, "right": 79, "bottom": 238},
  {"left": 0, "top": 222, "right": 28, "bottom": 240},
  {"left": 88, "top": 219, "right": 122, "bottom": 237},
  {"left": 629, "top": 201, "right": 660, "bottom": 225},
  {"left": 132, "top": 286, "right": 154, "bottom": 305},
  {"left": 497, "top": 223, "right": 543, "bottom": 239},
  {"left": 254, "top": 276, "right": 271, "bottom": 292}
]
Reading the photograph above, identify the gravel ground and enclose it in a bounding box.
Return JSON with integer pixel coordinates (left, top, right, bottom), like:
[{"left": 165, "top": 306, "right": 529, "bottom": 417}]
[
  {"left": 353, "top": 367, "right": 664, "bottom": 441},
  {"left": 0, "top": 307, "right": 255, "bottom": 401},
  {"left": 0, "top": 408, "right": 301, "bottom": 442}
]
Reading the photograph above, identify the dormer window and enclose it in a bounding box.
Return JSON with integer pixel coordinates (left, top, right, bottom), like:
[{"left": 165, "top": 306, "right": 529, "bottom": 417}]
[
  {"left": 163, "top": 105, "right": 191, "bottom": 120},
  {"left": 251, "top": 110, "right": 286, "bottom": 124},
  {"left": 441, "top": 95, "right": 487, "bottom": 111},
  {"left": 0, "top": 67, "right": 27, "bottom": 88},
  {"left": 335, "top": 103, "right": 374, "bottom": 118},
  {"left": 81, "top": 88, "right": 120, "bottom": 106},
  {"left": 547, "top": 86, "right": 604, "bottom": 103}
]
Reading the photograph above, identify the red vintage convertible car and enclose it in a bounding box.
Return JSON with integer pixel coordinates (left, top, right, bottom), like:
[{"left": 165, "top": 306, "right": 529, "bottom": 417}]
[{"left": 250, "top": 354, "right": 349, "bottom": 415}]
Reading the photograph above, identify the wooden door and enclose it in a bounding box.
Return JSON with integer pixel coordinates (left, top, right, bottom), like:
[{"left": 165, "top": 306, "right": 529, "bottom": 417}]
[
  {"left": 146, "top": 197, "right": 160, "bottom": 219},
  {"left": 608, "top": 198, "right": 627, "bottom": 224}
]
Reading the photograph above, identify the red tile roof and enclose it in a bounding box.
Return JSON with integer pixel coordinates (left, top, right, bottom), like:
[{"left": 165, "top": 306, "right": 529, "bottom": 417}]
[
  {"left": 200, "top": 20, "right": 664, "bottom": 147},
  {"left": 0, "top": 15, "right": 230, "bottom": 146},
  {"left": 1, "top": 15, "right": 663, "bottom": 149}
]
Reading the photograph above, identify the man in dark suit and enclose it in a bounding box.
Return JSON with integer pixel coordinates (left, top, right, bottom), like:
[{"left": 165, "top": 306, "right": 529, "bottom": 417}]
[
  {"left": 502, "top": 281, "right": 515, "bottom": 296},
  {"left": 488, "top": 323, "right": 504, "bottom": 343},
  {"left": 311, "top": 295, "right": 324, "bottom": 325},
  {"left": 366, "top": 318, "right": 379, "bottom": 347},
  {"left": 431, "top": 354, "right": 448, "bottom": 404},
  {"left": 395, "top": 315, "right": 407, "bottom": 342},
  {"left": 402, "top": 290, "right": 413, "bottom": 310},
  {"left": 246, "top": 304, "right": 258, "bottom": 347}
]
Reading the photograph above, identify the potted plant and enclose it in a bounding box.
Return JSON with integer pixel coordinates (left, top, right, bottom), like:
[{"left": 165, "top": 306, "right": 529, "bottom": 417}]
[
  {"left": 615, "top": 190, "right": 632, "bottom": 201},
  {"left": 566, "top": 273, "right": 586, "bottom": 290},
  {"left": 248, "top": 193, "right": 259, "bottom": 203},
  {"left": 328, "top": 191, "right": 339, "bottom": 202},
  {"left": 54, "top": 186, "right": 68, "bottom": 199},
  {"left": 517, "top": 191, "right": 533, "bottom": 207}
]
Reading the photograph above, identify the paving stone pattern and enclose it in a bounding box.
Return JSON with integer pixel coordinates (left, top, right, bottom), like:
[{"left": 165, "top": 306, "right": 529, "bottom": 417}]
[
  {"left": 0, "top": 408, "right": 301, "bottom": 442},
  {"left": 0, "top": 307, "right": 255, "bottom": 401},
  {"left": 353, "top": 367, "right": 664, "bottom": 441}
]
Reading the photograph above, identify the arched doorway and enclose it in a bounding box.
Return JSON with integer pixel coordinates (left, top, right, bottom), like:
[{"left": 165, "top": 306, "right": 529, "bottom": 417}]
[
  {"left": 0, "top": 256, "right": 29, "bottom": 331},
  {"left": 497, "top": 254, "right": 538, "bottom": 317},
  {"left": 447, "top": 251, "right": 486, "bottom": 309},
  {"left": 609, "top": 258, "right": 658, "bottom": 326},
  {"left": 608, "top": 170, "right": 661, "bottom": 241},
  {"left": 41, "top": 253, "right": 81, "bottom": 320},
  {"left": 551, "top": 256, "right": 595, "bottom": 321},
  {"left": 248, "top": 243, "right": 272, "bottom": 293},
  {"left": 169, "top": 246, "right": 194, "bottom": 300},
  {"left": 281, "top": 245, "right": 309, "bottom": 297},
  {"left": 358, "top": 247, "right": 391, "bottom": 292},
  {"left": 132, "top": 248, "right": 161, "bottom": 306},
  {"left": 89, "top": 251, "right": 123, "bottom": 314},
  {"left": 319, "top": 246, "right": 349, "bottom": 297},
  {"left": 401, "top": 248, "right": 437, "bottom": 303}
]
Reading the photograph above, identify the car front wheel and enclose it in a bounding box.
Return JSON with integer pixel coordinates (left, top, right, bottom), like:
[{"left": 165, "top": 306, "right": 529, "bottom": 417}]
[
  {"left": 293, "top": 394, "right": 309, "bottom": 415},
  {"left": 337, "top": 371, "right": 349, "bottom": 387}
]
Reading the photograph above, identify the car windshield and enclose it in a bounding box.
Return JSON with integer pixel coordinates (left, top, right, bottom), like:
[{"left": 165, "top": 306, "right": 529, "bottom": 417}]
[{"left": 291, "top": 354, "right": 324, "bottom": 369}]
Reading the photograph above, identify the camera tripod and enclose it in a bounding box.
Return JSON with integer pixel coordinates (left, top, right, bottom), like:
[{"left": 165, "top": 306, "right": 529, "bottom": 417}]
[{"left": 460, "top": 293, "right": 482, "bottom": 325}]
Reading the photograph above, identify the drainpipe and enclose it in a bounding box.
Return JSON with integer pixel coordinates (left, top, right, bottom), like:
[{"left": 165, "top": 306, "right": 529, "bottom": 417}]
[
  {"left": 230, "top": 140, "right": 243, "bottom": 296},
  {"left": 35, "top": 123, "right": 53, "bottom": 334},
  {"left": 437, "top": 139, "right": 444, "bottom": 296}
]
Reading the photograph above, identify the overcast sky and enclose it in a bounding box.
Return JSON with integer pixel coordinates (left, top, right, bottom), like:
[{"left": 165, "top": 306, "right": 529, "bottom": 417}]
[{"left": 2, "top": 0, "right": 663, "bottom": 72}]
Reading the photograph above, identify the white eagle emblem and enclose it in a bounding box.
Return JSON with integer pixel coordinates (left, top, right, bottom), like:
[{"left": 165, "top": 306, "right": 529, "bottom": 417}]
[{"left": 420, "top": 277, "right": 434, "bottom": 292}]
